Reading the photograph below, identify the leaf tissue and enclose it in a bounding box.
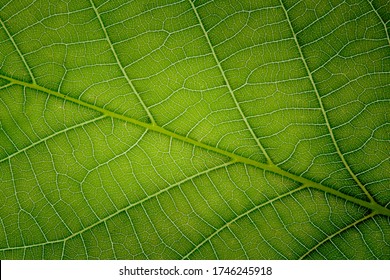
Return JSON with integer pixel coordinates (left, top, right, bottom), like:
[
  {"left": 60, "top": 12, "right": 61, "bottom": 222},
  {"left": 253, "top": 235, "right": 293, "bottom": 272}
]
[{"left": 0, "top": 0, "right": 389, "bottom": 259}]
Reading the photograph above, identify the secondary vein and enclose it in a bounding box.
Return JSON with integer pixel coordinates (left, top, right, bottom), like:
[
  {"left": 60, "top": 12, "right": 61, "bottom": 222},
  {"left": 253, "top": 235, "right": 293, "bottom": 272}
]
[
  {"left": 88, "top": 0, "right": 156, "bottom": 124},
  {"left": 0, "top": 161, "right": 235, "bottom": 253},
  {"left": 278, "top": 0, "right": 375, "bottom": 203},
  {"left": 0, "top": 17, "right": 36, "bottom": 84},
  {"left": 182, "top": 184, "right": 308, "bottom": 259},
  {"left": 299, "top": 212, "right": 376, "bottom": 259},
  {"left": 0, "top": 115, "right": 107, "bottom": 164},
  {"left": 367, "top": 0, "right": 390, "bottom": 46},
  {"left": 188, "top": 0, "right": 273, "bottom": 164}
]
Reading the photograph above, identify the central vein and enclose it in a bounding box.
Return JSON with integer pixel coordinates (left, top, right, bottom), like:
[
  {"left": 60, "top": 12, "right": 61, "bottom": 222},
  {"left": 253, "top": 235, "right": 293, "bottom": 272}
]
[{"left": 1, "top": 74, "right": 389, "bottom": 217}]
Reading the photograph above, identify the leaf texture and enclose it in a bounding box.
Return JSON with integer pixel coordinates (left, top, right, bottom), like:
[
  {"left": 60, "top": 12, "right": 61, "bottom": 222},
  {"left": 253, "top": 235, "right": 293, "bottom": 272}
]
[{"left": 0, "top": 0, "right": 389, "bottom": 259}]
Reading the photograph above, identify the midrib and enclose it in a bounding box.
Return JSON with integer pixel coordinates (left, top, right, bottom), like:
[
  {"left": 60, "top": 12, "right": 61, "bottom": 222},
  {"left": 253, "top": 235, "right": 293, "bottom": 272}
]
[{"left": 1, "top": 74, "right": 389, "bottom": 217}]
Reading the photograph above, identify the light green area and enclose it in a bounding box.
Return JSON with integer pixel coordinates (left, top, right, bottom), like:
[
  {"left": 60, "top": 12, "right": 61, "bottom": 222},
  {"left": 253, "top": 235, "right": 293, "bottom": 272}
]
[{"left": 0, "top": 0, "right": 389, "bottom": 259}]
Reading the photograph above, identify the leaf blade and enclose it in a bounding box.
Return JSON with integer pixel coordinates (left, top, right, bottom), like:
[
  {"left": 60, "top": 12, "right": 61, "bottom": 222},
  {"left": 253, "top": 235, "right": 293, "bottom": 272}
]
[{"left": 0, "top": 0, "right": 389, "bottom": 260}]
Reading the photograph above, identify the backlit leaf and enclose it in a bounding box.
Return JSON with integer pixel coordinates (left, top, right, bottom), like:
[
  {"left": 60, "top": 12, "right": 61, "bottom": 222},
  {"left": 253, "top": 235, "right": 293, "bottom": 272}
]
[{"left": 0, "top": 0, "right": 389, "bottom": 259}]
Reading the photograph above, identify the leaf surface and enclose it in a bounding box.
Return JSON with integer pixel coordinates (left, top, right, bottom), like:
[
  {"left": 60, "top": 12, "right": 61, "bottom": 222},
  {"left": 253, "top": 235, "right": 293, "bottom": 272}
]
[{"left": 0, "top": 0, "right": 389, "bottom": 259}]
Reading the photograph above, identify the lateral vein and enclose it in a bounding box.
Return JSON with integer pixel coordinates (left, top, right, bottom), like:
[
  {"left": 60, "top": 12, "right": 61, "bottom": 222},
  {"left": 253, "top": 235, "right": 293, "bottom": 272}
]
[
  {"left": 88, "top": 0, "right": 156, "bottom": 124},
  {"left": 0, "top": 17, "right": 36, "bottom": 84},
  {"left": 299, "top": 213, "right": 376, "bottom": 259},
  {"left": 278, "top": 0, "right": 375, "bottom": 203},
  {"left": 187, "top": 0, "right": 273, "bottom": 164}
]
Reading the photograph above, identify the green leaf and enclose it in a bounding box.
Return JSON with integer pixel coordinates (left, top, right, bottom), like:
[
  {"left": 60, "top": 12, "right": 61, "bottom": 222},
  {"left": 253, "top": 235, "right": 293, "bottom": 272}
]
[{"left": 0, "top": 0, "right": 389, "bottom": 260}]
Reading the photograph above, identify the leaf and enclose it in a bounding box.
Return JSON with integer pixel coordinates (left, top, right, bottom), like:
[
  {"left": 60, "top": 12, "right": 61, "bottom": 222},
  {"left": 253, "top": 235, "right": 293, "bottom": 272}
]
[{"left": 0, "top": 0, "right": 389, "bottom": 260}]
